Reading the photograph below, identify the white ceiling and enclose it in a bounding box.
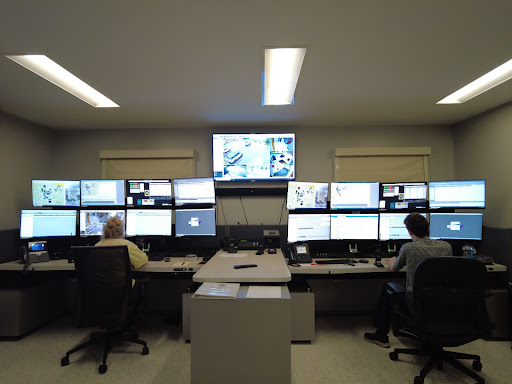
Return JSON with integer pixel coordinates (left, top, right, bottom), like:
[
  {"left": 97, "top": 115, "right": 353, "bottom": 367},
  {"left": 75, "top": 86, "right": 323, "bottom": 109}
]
[{"left": 1, "top": 1, "right": 512, "bottom": 130}]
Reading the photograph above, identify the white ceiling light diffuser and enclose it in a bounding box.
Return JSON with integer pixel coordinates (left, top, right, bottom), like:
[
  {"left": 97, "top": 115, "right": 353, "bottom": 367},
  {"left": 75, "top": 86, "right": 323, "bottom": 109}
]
[
  {"left": 437, "top": 57, "right": 512, "bottom": 104},
  {"left": 263, "top": 47, "right": 306, "bottom": 106},
  {"left": 5, "top": 55, "right": 119, "bottom": 108}
]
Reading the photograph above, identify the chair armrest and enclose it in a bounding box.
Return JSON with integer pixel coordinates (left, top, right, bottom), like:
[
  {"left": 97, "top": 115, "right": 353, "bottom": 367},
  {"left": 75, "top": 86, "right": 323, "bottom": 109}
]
[{"left": 386, "top": 282, "right": 405, "bottom": 294}]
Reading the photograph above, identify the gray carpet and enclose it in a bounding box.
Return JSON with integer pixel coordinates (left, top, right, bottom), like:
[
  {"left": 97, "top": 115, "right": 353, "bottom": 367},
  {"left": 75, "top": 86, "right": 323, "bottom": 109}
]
[{"left": 0, "top": 314, "right": 510, "bottom": 384}]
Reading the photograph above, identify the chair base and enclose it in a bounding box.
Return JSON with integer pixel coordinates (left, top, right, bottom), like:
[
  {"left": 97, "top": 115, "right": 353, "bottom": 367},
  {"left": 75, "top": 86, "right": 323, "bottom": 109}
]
[
  {"left": 389, "top": 345, "right": 485, "bottom": 384},
  {"left": 61, "top": 328, "right": 149, "bottom": 374}
]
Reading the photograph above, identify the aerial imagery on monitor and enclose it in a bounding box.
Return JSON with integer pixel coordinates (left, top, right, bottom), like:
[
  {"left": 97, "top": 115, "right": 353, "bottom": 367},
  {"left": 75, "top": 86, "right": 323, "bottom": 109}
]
[
  {"left": 222, "top": 136, "right": 294, "bottom": 179},
  {"left": 32, "top": 181, "right": 80, "bottom": 206}
]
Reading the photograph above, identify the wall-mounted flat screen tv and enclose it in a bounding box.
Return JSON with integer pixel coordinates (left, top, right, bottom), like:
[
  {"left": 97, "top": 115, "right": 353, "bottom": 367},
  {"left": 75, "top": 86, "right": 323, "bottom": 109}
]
[{"left": 213, "top": 133, "right": 295, "bottom": 181}]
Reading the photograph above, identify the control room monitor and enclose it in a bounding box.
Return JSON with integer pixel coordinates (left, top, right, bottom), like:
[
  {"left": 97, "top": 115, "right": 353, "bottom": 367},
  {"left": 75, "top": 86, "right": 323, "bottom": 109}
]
[
  {"left": 81, "top": 180, "right": 125, "bottom": 207},
  {"left": 173, "top": 177, "right": 216, "bottom": 205},
  {"left": 287, "top": 214, "right": 331, "bottom": 243},
  {"left": 32, "top": 180, "right": 80, "bottom": 207},
  {"left": 125, "top": 209, "right": 173, "bottom": 237},
  {"left": 379, "top": 213, "right": 428, "bottom": 241},
  {"left": 20, "top": 209, "right": 77, "bottom": 239},
  {"left": 330, "top": 214, "right": 379, "bottom": 240},
  {"left": 79, "top": 210, "right": 125, "bottom": 237},
  {"left": 286, "top": 181, "right": 329, "bottom": 210},
  {"left": 175, "top": 208, "right": 216, "bottom": 236},
  {"left": 330, "top": 182, "right": 380, "bottom": 209},
  {"left": 379, "top": 182, "right": 428, "bottom": 210},
  {"left": 429, "top": 180, "right": 485, "bottom": 209},
  {"left": 126, "top": 179, "right": 173, "bottom": 207},
  {"left": 430, "top": 213, "right": 483, "bottom": 240}
]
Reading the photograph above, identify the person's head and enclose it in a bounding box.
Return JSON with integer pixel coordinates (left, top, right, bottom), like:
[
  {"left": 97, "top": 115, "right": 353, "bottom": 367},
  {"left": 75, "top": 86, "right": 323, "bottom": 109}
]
[
  {"left": 103, "top": 216, "right": 124, "bottom": 239},
  {"left": 403, "top": 212, "right": 429, "bottom": 239}
]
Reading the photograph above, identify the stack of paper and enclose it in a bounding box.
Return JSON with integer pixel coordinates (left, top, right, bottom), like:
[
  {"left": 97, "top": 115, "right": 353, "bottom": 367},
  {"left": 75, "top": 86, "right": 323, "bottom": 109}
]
[{"left": 193, "top": 282, "right": 240, "bottom": 299}]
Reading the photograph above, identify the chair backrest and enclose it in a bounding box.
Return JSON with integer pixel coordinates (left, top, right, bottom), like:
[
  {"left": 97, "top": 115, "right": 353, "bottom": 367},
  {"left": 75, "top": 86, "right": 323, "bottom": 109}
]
[
  {"left": 412, "top": 257, "right": 490, "bottom": 345},
  {"left": 72, "top": 245, "right": 132, "bottom": 328}
]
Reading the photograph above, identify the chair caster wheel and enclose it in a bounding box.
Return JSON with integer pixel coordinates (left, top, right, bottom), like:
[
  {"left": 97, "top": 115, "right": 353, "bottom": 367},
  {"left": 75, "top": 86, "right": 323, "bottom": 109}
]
[
  {"left": 472, "top": 360, "right": 482, "bottom": 371},
  {"left": 414, "top": 376, "right": 424, "bottom": 384},
  {"left": 389, "top": 351, "right": 398, "bottom": 361},
  {"left": 61, "top": 357, "right": 69, "bottom": 366},
  {"left": 142, "top": 346, "right": 149, "bottom": 355},
  {"left": 98, "top": 364, "right": 108, "bottom": 374}
]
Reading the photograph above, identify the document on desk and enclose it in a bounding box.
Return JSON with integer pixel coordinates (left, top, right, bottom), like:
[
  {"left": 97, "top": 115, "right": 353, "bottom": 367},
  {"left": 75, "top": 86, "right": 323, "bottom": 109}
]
[
  {"left": 193, "top": 282, "right": 240, "bottom": 299},
  {"left": 246, "top": 286, "right": 282, "bottom": 299},
  {"left": 218, "top": 253, "right": 248, "bottom": 258}
]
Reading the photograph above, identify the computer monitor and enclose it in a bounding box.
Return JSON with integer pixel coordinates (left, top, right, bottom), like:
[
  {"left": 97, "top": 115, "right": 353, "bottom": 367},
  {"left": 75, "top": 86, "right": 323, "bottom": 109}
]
[
  {"left": 175, "top": 208, "right": 216, "bottom": 237},
  {"left": 379, "top": 182, "right": 428, "bottom": 210},
  {"left": 286, "top": 181, "right": 329, "bottom": 210},
  {"left": 430, "top": 213, "right": 483, "bottom": 240},
  {"left": 330, "top": 213, "right": 379, "bottom": 240},
  {"left": 379, "top": 213, "right": 428, "bottom": 240},
  {"left": 287, "top": 214, "right": 331, "bottom": 243},
  {"left": 32, "top": 180, "right": 81, "bottom": 207},
  {"left": 213, "top": 133, "right": 295, "bottom": 181},
  {"left": 80, "top": 179, "right": 125, "bottom": 206},
  {"left": 79, "top": 210, "right": 125, "bottom": 237},
  {"left": 20, "top": 209, "right": 77, "bottom": 239},
  {"left": 330, "top": 182, "right": 380, "bottom": 209},
  {"left": 429, "top": 180, "right": 485, "bottom": 209},
  {"left": 126, "top": 179, "right": 173, "bottom": 207},
  {"left": 173, "top": 177, "right": 216, "bottom": 205},
  {"left": 125, "top": 209, "right": 173, "bottom": 237}
]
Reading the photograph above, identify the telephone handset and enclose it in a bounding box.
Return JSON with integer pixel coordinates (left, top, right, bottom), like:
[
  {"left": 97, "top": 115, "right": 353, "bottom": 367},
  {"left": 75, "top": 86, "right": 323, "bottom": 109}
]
[
  {"left": 288, "top": 243, "right": 313, "bottom": 264},
  {"left": 19, "top": 245, "right": 51, "bottom": 265}
]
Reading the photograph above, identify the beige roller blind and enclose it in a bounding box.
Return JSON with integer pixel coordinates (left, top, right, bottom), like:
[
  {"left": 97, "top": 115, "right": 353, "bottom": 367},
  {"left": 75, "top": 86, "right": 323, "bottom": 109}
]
[
  {"left": 334, "top": 147, "right": 431, "bottom": 182},
  {"left": 100, "top": 149, "right": 195, "bottom": 179}
]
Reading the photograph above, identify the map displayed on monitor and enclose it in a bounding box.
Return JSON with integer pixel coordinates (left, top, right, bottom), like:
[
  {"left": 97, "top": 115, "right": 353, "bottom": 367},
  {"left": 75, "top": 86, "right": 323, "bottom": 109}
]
[
  {"left": 32, "top": 180, "right": 80, "bottom": 207},
  {"left": 287, "top": 181, "right": 329, "bottom": 210},
  {"left": 213, "top": 133, "right": 295, "bottom": 181}
]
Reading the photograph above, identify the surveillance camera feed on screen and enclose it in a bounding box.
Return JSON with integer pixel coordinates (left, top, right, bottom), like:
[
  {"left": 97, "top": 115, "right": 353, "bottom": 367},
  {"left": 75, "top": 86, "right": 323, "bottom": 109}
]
[
  {"left": 287, "top": 182, "right": 329, "bottom": 210},
  {"left": 126, "top": 179, "right": 173, "bottom": 207},
  {"left": 81, "top": 180, "right": 125, "bottom": 206},
  {"left": 213, "top": 133, "right": 295, "bottom": 181},
  {"left": 79, "top": 210, "right": 125, "bottom": 237},
  {"left": 20, "top": 209, "right": 77, "bottom": 239},
  {"left": 379, "top": 182, "right": 427, "bottom": 210},
  {"left": 32, "top": 180, "right": 80, "bottom": 207},
  {"left": 330, "top": 182, "right": 380, "bottom": 209}
]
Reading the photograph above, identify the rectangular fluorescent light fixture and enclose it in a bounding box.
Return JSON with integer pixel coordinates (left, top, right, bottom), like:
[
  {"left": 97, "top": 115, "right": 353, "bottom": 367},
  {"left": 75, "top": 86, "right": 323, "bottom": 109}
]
[
  {"left": 437, "top": 57, "right": 512, "bottom": 104},
  {"left": 5, "top": 55, "right": 119, "bottom": 108},
  {"left": 264, "top": 48, "right": 306, "bottom": 106}
]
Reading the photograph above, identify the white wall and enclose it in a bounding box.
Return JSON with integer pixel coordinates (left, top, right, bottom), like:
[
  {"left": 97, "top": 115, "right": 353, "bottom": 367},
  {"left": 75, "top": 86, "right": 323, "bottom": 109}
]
[
  {"left": 453, "top": 101, "right": 512, "bottom": 228},
  {"left": 0, "top": 112, "right": 53, "bottom": 230}
]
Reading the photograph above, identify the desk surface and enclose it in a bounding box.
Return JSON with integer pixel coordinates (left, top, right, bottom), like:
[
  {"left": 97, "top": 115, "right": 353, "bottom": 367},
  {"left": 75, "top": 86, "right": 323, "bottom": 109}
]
[{"left": 192, "top": 249, "right": 291, "bottom": 283}]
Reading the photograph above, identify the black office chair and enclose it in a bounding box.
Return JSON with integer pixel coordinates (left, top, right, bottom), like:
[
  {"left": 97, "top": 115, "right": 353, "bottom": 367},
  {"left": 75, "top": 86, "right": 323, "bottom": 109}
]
[
  {"left": 388, "top": 257, "right": 490, "bottom": 384},
  {"left": 61, "top": 246, "right": 149, "bottom": 374}
]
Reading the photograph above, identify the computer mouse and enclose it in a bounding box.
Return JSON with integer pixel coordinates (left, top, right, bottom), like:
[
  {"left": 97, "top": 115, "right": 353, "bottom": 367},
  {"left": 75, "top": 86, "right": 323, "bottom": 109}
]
[
  {"left": 164, "top": 257, "right": 171, "bottom": 262},
  {"left": 359, "top": 258, "right": 369, "bottom": 263}
]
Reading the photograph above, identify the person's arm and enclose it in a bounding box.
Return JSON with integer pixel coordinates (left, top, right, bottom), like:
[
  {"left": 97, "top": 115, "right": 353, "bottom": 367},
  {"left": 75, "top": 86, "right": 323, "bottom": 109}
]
[
  {"left": 126, "top": 241, "right": 149, "bottom": 269},
  {"left": 388, "top": 256, "right": 398, "bottom": 272},
  {"left": 389, "top": 245, "right": 408, "bottom": 272}
]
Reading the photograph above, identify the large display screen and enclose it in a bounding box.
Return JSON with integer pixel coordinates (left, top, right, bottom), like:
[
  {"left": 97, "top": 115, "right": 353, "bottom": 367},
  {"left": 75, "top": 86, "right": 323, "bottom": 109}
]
[
  {"left": 81, "top": 180, "right": 125, "bottom": 207},
  {"left": 430, "top": 213, "right": 483, "bottom": 240},
  {"left": 213, "top": 133, "right": 295, "bottom": 181},
  {"left": 32, "top": 180, "right": 80, "bottom": 207},
  {"left": 429, "top": 180, "right": 485, "bottom": 209},
  {"left": 287, "top": 214, "right": 331, "bottom": 242},
  {"left": 379, "top": 213, "right": 428, "bottom": 240},
  {"left": 379, "top": 182, "right": 428, "bottom": 210},
  {"left": 330, "top": 213, "right": 379, "bottom": 240},
  {"left": 125, "top": 209, "right": 173, "bottom": 237},
  {"left": 20, "top": 209, "right": 77, "bottom": 239},
  {"left": 79, "top": 210, "right": 125, "bottom": 237},
  {"left": 126, "top": 179, "right": 173, "bottom": 207},
  {"left": 175, "top": 208, "right": 216, "bottom": 236},
  {"left": 173, "top": 177, "right": 216, "bottom": 205},
  {"left": 287, "top": 181, "right": 329, "bottom": 210},
  {"left": 330, "top": 182, "right": 380, "bottom": 209}
]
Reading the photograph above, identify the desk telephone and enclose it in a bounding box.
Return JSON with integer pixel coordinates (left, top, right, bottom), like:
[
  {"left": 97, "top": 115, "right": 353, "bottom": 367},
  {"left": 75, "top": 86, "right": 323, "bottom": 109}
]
[
  {"left": 287, "top": 243, "right": 313, "bottom": 264},
  {"left": 19, "top": 243, "right": 51, "bottom": 265}
]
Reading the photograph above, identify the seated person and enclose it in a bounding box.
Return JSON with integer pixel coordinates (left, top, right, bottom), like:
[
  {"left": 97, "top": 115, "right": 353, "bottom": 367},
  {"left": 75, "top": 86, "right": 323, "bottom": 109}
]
[{"left": 364, "top": 212, "right": 453, "bottom": 348}]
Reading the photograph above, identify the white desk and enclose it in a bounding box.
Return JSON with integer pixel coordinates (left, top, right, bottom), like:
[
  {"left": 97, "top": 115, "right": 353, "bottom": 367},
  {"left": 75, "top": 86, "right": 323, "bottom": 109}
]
[{"left": 192, "top": 249, "right": 291, "bottom": 283}]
